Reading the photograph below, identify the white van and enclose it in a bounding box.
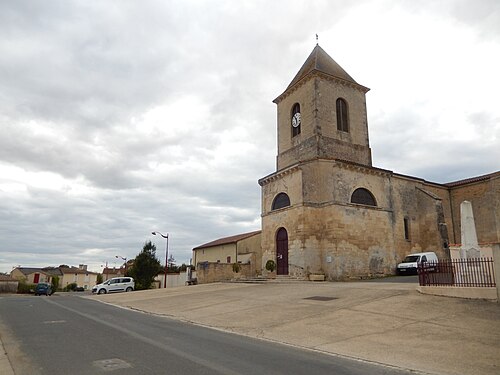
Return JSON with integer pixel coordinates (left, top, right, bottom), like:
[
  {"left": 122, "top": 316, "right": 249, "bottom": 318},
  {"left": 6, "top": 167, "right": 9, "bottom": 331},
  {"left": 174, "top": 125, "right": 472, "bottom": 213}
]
[{"left": 396, "top": 252, "right": 438, "bottom": 275}]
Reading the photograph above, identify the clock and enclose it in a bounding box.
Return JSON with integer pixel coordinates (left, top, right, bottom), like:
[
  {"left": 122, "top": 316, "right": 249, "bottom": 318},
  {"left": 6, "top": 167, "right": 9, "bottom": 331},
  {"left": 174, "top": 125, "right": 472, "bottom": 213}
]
[{"left": 292, "top": 112, "right": 301, "bottom": 128}]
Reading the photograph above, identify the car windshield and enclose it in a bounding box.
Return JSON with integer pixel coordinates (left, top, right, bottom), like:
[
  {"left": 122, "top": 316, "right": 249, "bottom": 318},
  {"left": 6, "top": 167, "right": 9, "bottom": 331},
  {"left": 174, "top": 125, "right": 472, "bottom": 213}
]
[{"left": 403, "top": 256, "right": 420, "bottom": 262}]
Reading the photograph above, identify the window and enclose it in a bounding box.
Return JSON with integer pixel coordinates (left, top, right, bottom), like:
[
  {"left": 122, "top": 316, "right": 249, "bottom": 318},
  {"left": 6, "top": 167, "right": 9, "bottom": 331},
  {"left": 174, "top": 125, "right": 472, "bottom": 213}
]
[
  {"left": 226, "top": 256, "right": 231, "bottom": 263},
  {"left": 272, "top": 193, "right": 291, "bottom": 210},
  {"left": 404, "top": 217, "right": 410, "bottom": 240},
  {"left": 336, "top": 98, "right": 349, "bottom": 132},
  {"left": 351, "top": 188, "right": 377, "bottom": 206},
  {"left": 291, "top": 103, "right": 301, "bottom": 137}
]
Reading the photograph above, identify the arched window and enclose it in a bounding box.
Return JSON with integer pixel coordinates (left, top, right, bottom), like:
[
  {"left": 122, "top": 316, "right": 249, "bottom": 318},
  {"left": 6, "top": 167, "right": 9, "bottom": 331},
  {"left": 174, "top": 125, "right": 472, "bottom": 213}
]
[
  {"left": 272, "top": 193, "right": 291, "bottom": 210},
  {"left": 291, "top": 103, "right": 301, "bottom": 137},
  {"left": 336, "top": 98, "right": 349, "bottom": 132},
  {"left": 351, "top": 188, "right": 377, "bottom": 206}
]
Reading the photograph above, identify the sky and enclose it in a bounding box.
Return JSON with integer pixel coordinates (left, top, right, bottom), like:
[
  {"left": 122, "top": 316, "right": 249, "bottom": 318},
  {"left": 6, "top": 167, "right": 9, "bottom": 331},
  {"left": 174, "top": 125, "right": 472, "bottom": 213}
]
[{"left": 1, "top": 0, "right": 499, "bottom": 274}]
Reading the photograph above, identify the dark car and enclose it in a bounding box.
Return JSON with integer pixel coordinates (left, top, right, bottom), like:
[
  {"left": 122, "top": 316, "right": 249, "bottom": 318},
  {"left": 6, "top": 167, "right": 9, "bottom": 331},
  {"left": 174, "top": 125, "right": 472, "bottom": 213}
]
[{"left": 34, "top": 283, "right": 54, "bottom": 296}]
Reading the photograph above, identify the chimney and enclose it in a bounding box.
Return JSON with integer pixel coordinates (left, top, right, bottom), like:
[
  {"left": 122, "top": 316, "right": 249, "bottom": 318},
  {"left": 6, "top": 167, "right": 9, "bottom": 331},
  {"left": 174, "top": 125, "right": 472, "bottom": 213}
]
[{"left": 79, "top": 264, "right": 88, "bottom": 271}]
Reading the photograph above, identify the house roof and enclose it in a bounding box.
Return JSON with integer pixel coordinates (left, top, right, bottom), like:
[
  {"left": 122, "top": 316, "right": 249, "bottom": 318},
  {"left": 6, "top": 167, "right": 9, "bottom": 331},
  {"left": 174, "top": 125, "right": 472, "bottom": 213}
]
[
  {"left": 102, "top": 267, "right": 125, "bottom": 275},
  {"left": 13, "top": 267, "right": 49, "bottom": 276},
  {"left": 274, "top": 44, "right": 368, "bottom": 102},
  {"left": 42, "top": 267, "right": 64, "bottom": 276},
  {"left": 12, "top": 266, "right": 97, "bottom": 276},
  {"left": 0, "top": 274, "right": 17, "bottom": 281},
  {"left": 193, "top": 230, "right": 261, "bottom": 250},
  {"left": 59, "top": 267, "right": 98, "bottom": 275}
]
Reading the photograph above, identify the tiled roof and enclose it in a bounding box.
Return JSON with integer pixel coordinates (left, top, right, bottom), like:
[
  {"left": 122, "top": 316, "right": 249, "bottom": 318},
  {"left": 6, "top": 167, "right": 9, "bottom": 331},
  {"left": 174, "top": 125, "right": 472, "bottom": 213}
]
[
  {"left": 14, "top": 267, "right": 48, "bottom": 276},
  {"left": 444, "top": 171, "right": 500, "bottom": 187},
  {"left": 102, "top": 267, "right": 125, "bottom": 275},
  {"left": 274, "top": 44, "right": 369, "bottom": 103},
  {"left": 193, "top": 230, "right": 261, "bottom": 250},
  {"left": 42, "top": 267, "right": 64, "bottom": 276},
  {"left": 287, "top": 44, "right": 358, "bottom": 89},
  {"left": 0, "top": 274, "right": 17, "bottom": 281},
  {"left": 13, "top": 266, "right": 97, "bottom": 276},
  {"left": 59, "top": 267, "right": 98, "bottom": 275}
]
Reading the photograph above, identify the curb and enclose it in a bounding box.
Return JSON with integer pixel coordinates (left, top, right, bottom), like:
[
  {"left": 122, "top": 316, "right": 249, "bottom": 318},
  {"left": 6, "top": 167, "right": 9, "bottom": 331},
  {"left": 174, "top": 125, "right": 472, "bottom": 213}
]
[{"left": 0, "top": 335, "right": 14, "bottom": 375}]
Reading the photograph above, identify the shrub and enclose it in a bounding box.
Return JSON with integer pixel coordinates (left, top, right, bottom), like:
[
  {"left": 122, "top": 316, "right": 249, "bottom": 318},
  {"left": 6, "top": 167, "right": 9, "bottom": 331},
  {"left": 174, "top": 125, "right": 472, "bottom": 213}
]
[
  {"left": 17, "top": 281, "right": 36, "bottom": 294},
  {"left": 64, "top": 282, "right": 78, "bottom": 292},
  {"left": 51, "top": 276, "right": 59, "bottom": 291},
  {"left": 265, "top": 260, "right": 276, "bottom": 272}
]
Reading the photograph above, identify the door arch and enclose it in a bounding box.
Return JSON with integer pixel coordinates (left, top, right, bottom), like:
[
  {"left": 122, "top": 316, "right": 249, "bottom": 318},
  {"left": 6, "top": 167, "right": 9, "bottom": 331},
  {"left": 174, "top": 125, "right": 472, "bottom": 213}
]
[{"left": 276, "top": 227, "right": 289, "bottom": 275}]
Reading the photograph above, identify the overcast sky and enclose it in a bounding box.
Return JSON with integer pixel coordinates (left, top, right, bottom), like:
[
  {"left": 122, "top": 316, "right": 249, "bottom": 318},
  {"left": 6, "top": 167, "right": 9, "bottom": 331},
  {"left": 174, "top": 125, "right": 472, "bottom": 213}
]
[{"left": 1, "top": 0, "right": 499, "bottom": 274}]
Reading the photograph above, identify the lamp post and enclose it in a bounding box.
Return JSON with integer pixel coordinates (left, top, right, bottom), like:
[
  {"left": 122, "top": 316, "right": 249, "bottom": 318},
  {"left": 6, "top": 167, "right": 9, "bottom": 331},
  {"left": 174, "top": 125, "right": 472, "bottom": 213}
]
[
  {"left": 115, "top": 255, "right": 127, "bottom": 274},
  {"left": 152, "top": 231, "right": 168, "bottom": 288}
]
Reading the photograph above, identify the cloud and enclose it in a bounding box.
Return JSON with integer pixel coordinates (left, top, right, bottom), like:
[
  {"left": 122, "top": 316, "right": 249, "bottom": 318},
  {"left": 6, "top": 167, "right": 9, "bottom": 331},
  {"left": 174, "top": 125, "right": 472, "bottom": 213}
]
[{"left": 0, "top": 0, "right": 499, "bottom": 273}]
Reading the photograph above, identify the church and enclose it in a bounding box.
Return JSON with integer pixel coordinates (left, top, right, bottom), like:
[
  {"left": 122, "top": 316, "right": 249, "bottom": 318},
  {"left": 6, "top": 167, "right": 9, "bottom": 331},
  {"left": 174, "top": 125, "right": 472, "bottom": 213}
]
[{"left": 257, "top": 44, "right": 499, "bottom": 280}]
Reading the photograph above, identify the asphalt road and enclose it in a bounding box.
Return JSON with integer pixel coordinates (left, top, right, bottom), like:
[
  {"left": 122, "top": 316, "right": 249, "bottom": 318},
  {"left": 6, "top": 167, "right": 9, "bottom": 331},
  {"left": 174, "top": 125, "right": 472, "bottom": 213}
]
[{"left": 0, "top": 294, "right": 417, "bottom": 375}]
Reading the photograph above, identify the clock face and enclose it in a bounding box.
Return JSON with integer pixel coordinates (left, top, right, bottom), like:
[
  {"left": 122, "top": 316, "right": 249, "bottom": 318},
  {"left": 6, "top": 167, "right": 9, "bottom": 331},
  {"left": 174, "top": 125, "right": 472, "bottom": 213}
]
[{"left": 292, "top": 112, "right": 301, "bottom": 128}]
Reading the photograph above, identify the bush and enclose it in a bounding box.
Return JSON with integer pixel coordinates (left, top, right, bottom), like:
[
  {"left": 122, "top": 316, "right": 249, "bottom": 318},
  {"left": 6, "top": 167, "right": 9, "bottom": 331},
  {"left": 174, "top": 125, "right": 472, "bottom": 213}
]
[
  {"left": 17, "top": 280, "right": 36, "bottom": 294},
  {"left": 232, "top": 263, "right": 241, "bottom": 273},
  {"left": 64, "top": 282, "right": 78, "bottom": 292},
  {"left": 265, "top": 260, "right": 276, "bottom": 272},
  {"left": 51, "top": 276, "right": 59, "bottom": 292}
]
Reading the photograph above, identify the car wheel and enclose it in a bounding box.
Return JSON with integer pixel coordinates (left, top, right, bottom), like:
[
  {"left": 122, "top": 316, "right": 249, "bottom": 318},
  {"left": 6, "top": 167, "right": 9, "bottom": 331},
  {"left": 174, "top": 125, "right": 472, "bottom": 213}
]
[
  {"left": 126, "top": 287, "right": 133, "bottom": 292},
  {"left": 98, "top": 288, "right": 107, "bottom": 294}
]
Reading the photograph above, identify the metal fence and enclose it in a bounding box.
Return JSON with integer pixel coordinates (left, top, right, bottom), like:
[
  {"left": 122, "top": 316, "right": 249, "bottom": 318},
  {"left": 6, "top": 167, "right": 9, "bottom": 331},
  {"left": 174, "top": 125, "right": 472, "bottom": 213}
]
[{"left": 418, "top": 258, "right": 496, "bottom": 287}]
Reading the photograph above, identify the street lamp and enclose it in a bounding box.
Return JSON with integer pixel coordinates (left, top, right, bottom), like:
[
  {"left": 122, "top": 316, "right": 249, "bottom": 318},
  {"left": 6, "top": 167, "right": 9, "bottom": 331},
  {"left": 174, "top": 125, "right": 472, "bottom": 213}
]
[
  {"left": 152, "top": 231, "right": 168, "bottom": 288},
  {"left": 116, "top": 255, "right": 127, "bottom": 274}
]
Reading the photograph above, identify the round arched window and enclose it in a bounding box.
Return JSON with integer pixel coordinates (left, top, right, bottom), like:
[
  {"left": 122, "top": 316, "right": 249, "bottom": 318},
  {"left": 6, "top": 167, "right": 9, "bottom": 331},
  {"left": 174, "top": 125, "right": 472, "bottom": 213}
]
[
  {"left": 272, "top": 193, "right": 291, "bottom": 210},
  {"left": 351, "top": 188, "right": 377, "bottom": 206}
]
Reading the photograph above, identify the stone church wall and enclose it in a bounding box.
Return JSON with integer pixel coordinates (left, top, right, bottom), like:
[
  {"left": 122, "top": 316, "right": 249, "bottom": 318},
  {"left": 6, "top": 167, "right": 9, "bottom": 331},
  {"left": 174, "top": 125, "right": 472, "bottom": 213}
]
[
  {"left": 276, "top": 79, "right": 316, "bottom": 170},
  {"left": 315, "top": 205, "right": 395, "bottom": 280},
  {"left": 415, "top": 181, "right": 456, "bottom": 245},
  {"left": 388, "top": 177, "right": 450, "bottom": 261},
  {"left": 260, "top": 158, "right": 469, "bottom": 279},
  {"left": 237, "top": 233, "right": 262, "bottom": 272},
  {"left": 448, "top": 176, "right": 500, "bottom": 244},
  {"left": 315, "top": 79, "right": 370, "bottom": 150},
  {"left": 275, "top": 77, "right": 371, "bottom": 171}
]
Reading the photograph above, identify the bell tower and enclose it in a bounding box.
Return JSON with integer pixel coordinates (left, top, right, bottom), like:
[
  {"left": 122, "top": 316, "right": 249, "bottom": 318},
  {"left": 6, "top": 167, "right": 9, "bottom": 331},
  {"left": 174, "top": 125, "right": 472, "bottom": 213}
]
[{"left": 273, "top": 45, "right": 372, "bottom": 170}]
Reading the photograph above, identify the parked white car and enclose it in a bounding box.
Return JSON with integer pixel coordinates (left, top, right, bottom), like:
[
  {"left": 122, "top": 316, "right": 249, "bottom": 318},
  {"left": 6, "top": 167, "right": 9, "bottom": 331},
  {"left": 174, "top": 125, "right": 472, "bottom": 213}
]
[
  {"left": 396, "top": 252, "right": 438, "bottom": 275},
  {"left": 92, "top": 277, "right": 135, "bottom": 294}
]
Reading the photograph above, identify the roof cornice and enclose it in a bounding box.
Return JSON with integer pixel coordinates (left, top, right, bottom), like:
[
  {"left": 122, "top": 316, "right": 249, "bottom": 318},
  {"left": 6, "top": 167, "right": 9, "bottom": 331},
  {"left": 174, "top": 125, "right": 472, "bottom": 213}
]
[{"left": 274, "top": 70, "right": 369, "bottom": 104}]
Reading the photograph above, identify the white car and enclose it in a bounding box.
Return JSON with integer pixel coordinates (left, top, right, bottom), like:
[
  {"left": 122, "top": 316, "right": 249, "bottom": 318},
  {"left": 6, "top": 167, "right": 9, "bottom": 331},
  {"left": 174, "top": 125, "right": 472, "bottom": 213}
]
[
  {"left": 396, "top": 252, "right": 438, "bottom": 275},
  {"left": 92, "top": 277, "right": 135, "bottom": 294}
]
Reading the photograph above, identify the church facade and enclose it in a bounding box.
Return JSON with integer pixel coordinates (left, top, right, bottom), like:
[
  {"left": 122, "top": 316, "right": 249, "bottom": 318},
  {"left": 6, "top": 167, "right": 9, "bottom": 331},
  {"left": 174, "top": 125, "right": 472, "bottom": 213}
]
[{"left": 259, "top": 45, "right": 499, "bottom": 280}]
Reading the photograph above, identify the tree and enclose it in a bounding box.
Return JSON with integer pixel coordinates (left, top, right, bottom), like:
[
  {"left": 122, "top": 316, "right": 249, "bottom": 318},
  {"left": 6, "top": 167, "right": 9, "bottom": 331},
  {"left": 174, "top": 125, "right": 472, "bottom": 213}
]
[
  {"left": 51, "top": 276, "right": 59, "bottom": 291},
  {"left": 128, "top": 241, "right": 162, "bottom": 290},
  {"left": 167, "top": 254, "right": 177, "bottom": 273},
  {"left": 96, "top": 273, "right": 103, "bottom": 284}
]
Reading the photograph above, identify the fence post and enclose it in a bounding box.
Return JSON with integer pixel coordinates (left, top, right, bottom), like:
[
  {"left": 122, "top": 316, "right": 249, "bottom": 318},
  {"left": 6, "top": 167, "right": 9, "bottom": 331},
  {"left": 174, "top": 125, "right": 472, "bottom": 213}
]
[{"left": 492, "top": 244, "right": 500, "bottom": 302}]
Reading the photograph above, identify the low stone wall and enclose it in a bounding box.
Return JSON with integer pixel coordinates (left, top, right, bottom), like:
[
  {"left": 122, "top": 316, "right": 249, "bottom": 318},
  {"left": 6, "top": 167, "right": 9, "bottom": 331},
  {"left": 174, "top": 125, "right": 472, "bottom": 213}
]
[
  {"left": 196, "top": 262, "right": 253, "bottom": 284},
  {"left": 417, "top": 286, "right": 497, "bottom": 301}
]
